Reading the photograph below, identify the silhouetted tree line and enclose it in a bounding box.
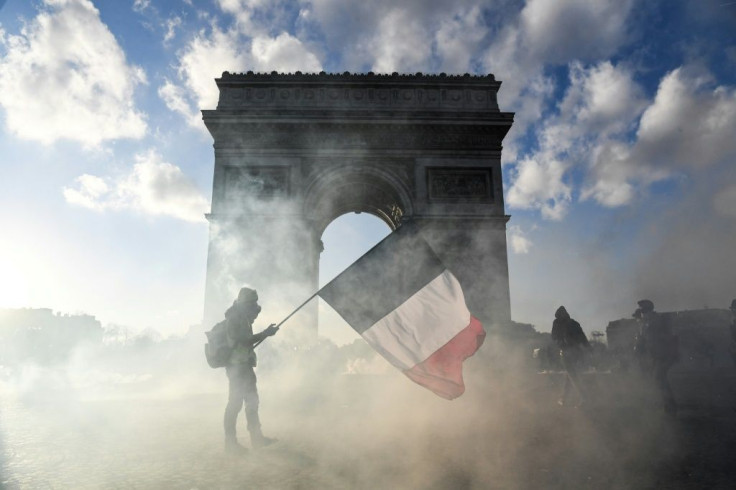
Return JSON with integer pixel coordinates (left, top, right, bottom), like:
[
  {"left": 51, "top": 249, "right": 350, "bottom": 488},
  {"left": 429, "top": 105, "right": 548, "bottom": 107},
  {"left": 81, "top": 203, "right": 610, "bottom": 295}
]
[
  {"left": 0, "top": 308, "right": 104, "bottom": 365},
  {"left": 0, "top": 308, "right": 178, "bottom": 367},
  {"left": 0, "top": 308, "right": 379, "bottom": 377}
]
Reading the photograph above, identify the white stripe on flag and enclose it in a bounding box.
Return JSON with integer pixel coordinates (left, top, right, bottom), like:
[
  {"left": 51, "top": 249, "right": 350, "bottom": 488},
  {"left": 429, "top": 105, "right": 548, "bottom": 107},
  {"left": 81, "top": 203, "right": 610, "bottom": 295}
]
[{"left": 361, "top": 270, "right": 471, "bottom": 370}]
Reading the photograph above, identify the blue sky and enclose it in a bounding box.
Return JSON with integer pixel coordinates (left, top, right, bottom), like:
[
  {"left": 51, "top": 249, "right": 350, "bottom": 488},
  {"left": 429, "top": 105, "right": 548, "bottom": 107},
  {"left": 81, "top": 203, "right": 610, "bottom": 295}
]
[{"left": 0, "top": 0, "right": 735, "bottom": 342}]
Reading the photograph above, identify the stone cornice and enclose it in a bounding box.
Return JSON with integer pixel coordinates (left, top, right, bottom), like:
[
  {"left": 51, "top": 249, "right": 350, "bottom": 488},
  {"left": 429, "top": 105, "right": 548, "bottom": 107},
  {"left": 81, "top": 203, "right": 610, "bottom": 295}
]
[
  {"left": 217, "top": 71, "right": 499, "bottom": 84},
  {"left": 208, "top": 125, "right": 509, "bottom": 151},
  {"left": 211, "top": 71, "right": 509, "bottom": 113}
]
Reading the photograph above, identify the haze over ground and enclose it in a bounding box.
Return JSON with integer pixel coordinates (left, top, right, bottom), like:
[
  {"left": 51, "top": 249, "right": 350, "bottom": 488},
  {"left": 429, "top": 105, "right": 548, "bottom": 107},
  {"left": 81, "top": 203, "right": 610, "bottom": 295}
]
[
  {"left": 0, "top": 0, "right": 734, "bottom": 339},
  {"left": 1, "top": 3, "right": 736, "bottom": 488}
]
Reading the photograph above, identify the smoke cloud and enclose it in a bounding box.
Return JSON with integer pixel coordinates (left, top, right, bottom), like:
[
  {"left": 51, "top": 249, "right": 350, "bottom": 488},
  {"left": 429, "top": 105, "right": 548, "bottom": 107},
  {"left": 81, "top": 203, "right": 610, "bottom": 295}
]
[{"left": 0, "top": 309, "right": 697, "bottom": 489}]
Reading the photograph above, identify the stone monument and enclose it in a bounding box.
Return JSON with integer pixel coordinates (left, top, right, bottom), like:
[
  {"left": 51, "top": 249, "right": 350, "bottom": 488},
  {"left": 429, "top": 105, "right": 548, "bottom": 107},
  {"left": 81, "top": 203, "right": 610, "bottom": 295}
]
[{"left": 202, "top": 72, "right": 514, "bottom": 337}]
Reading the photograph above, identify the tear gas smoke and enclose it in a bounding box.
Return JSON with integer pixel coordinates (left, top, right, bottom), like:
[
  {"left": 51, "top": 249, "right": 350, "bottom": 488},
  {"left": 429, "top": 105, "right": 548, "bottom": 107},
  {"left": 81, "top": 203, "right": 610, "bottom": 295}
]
[
  {"left": 0, "top": 314, "right": 702, "bottom": 489},
  {"left": 2, "top": 242, "right": 725, "bottom": 489}
]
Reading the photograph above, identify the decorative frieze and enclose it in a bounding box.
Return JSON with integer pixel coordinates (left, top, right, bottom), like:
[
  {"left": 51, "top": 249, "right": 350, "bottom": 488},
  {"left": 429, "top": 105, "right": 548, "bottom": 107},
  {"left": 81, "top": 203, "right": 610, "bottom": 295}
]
[
  {"left": 218, "top": 86, "right": 497, "bottom": 111},
  {"left": 224, "top": 166, "right": 290, "bottom": 199},
  {"left": 214, "top": 127, "right": 503, "bottom": 151},
  {"left": 427, "top": 168, "right": 493, "bottom": 202},
  {"left": 214, "top": 72, "right": 503, "bottom": 112}
]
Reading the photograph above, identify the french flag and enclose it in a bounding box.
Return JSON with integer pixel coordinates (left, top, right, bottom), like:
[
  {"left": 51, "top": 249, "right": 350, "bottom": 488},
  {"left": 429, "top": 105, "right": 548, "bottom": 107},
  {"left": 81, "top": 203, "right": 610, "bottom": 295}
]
[{"left": 319, "top": 222, "right": 486, "bottom": 400}]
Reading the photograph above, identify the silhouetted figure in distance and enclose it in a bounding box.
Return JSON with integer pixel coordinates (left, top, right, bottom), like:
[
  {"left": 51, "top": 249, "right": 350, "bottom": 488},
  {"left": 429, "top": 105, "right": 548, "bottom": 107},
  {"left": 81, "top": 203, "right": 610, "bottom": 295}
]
[
  {"left": 634, "top": 299, "right": 679, "bottom": 414},
  {"left": 223, "top": 287, "right": 279, "bottom": 454},
  {"left": 729, "top": 299, "right": 736, "bottom": 365},
  {"left": 551, "top": 306, "right": 590, "bottom": 407}
]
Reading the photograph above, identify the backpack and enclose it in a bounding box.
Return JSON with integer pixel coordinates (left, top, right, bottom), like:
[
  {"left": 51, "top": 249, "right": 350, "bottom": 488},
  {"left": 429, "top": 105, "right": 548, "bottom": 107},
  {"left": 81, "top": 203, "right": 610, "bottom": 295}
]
[{"left": 204, "top": 320, "right": 232, "bottom": 368}]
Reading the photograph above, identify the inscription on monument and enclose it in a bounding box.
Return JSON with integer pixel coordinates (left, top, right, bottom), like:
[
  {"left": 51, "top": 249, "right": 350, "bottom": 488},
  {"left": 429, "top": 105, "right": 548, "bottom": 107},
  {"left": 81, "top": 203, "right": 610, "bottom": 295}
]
[
  {"left": 427, "top": 168, "right": 493, "bottom": 202},
  {"left": 225, "top": 166, "right": 290, "bottom": 199}
]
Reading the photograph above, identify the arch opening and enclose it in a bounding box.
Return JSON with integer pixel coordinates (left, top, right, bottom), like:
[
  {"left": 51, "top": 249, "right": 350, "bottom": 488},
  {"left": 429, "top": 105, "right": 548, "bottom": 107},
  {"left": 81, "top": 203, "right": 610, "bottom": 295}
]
[
  {"left": 304, "top": 165, "right": 412, "bottom": 237},
  {"left": 317, "top": 212, "right": 391, "bottom": 345}
]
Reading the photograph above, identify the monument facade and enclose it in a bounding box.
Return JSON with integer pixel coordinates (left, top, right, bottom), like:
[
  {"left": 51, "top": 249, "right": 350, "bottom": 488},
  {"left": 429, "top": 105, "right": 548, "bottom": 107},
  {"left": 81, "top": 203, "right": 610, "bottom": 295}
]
[{"left": 202, "top": 72, "right": 514, "bottom": 337}]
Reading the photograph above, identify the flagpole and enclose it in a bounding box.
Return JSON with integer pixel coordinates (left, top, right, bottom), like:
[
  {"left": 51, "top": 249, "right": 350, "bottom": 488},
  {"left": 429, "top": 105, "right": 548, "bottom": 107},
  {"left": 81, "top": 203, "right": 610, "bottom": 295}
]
[{"left": 252, "top": 289, "right": 321, "bottom": 348}]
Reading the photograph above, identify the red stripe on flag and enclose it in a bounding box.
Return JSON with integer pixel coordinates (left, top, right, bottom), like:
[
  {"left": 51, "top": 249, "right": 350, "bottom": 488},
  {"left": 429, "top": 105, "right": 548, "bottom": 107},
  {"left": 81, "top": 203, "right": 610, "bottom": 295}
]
[{"left": 403, "top": 316, "right": 485, "bottom": 400}]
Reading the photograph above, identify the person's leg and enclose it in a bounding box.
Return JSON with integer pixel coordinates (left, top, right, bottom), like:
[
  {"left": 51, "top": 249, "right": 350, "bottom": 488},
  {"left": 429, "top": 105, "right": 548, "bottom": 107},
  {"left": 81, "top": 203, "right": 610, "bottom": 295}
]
[
  {"left": 655, "top": 363, "right": 677, "bottom": 414},
  {"left": 242, "top": 366, "right": 276, "bottom": 448},
  {"left": 242, "top": 366, "right": 260, "bottom": 435},
  {"left": 563, "top": 353, "right": 586, "bottom": 406},
  {"left": 559, "top": 375, "right": 571, "bottom": 406},
  {"left": 566, "top": 368, "right": 586, "bottom": 406},
  {"left": 224, "top": 366, "right": 247, "bottom": 452}
]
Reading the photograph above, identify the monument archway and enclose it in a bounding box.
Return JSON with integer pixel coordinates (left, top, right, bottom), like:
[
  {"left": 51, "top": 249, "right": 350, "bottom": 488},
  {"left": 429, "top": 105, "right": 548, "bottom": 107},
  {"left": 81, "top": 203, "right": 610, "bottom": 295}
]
[
  {"left": 202, "top": 72, "right": 514, "bottom": 337},
  {"left": 318, "top": 212, "right": 390, "bottom": 345}
]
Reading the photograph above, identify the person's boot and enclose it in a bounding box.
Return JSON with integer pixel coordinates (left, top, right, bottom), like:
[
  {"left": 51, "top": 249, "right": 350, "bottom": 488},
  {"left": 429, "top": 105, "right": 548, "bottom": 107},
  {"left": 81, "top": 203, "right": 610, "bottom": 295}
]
[
  {"left": 250, "top": 428, "right": 277, "bottom": 449},
  {"left": 225, "top": 436, "right": 248, "bottom": 455}
]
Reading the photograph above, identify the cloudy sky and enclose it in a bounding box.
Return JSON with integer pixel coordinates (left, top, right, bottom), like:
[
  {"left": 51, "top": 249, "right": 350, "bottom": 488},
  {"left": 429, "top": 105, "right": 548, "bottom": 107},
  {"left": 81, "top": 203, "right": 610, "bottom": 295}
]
[{"left": 0, "top": 0, "right": 735, "bottom": 340}]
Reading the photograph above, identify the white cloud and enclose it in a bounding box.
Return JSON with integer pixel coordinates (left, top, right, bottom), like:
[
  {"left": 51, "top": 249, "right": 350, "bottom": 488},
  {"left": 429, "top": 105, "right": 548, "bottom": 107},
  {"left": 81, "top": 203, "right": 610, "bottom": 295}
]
[
  {"left": 63, "top": 174, "right": 109, "bottom": 210},
  {"left": 582, "top": 65, "right": 736, "bottom": 206},
  {"left": 500, "top": 74, "right": 556, "bottom": 165},
  {"left": 161, "top": 7, "right": 323, "bottom": 127},
  {"left": 176, "top": 27, "right": 249, "bottom": 111},
  {"left": 159, "top": 26, "right": 248, "bottom": 128},
  {"left": 481, "top": 0, "right": 639, "bottom": 195},
  {"left": 133, "top": 0, "right": 151, "bottom": 13},
  {"left": 369, "top": 8, "right": 434, "bottom": 73},
  {"left": 158, "top": 79, "right": 201, "bottom": 127},
  {"left": 508, "top": 60, "right": 646, "bottom": 213},
  {"left": 581, "top": 141, "right": 669, "bottom": 207},
  {"left": 560, "top": 61, "right": 646, "bottom": 134},
  {"left": 484, "top": 0, "right": 635, "bottom": 108},
  {"left": 634, "top": 67, "right": 736, "bottom": 168},
  {"left": 0, "top": 0, "right": 147, "bottom": 147},
  {"left": 303, "top": 0, "right": 506, "bottom": 73},
  {"left": 713, "top": 184, "right": 736, "bottom": 218},
  {"left": 217, "top": 0, "right": 256, "bottom": 29},
  {"left": 434, "top": 6, "right": 487, "bottom": 73},
  {"left": 506, "top": 157, "right": 571, "bottom": 220},
  {"left": 63, "top": 150, "right": 209, "bottom": 223},
  {"left": 251, "top": 32, "right": 322, "bottom": 72},
  {"left": 217, "top": 0, "right": 283, "bottom": 36},
  {"left": 547, "top": 61, "right": 650, "bottom": 207},
  {"left": 508, "top": 225, "right": 533, "bottom": 254},
  {"left": 520, "top": 0, "right": 635, "bottom": 63},
  {"left": 164, "top": 15, "right": 182, "bottom": 43}
]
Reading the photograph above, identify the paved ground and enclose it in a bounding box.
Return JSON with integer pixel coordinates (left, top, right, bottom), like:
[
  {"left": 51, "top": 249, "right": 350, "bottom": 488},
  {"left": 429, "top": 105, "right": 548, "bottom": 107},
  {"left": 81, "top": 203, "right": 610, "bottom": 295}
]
[{"left": 2, "top": 370, "right": 736, "bottom": 489}]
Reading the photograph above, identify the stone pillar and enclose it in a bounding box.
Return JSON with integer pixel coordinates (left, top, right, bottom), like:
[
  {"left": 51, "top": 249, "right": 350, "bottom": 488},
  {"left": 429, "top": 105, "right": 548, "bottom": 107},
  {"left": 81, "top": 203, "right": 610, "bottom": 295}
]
[
  {"left": 415, "top": 217, "right": 511, "bottom": 329},
  {"left": 412, "top": 154, "right": 510, "bottom": 328}
]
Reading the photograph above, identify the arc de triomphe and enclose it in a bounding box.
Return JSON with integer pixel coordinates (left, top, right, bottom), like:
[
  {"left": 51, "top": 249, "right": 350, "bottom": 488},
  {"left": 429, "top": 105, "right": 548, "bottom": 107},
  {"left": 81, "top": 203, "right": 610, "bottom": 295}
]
[{"left": 202, "top": 72, "right": 514, "bottom": 339}]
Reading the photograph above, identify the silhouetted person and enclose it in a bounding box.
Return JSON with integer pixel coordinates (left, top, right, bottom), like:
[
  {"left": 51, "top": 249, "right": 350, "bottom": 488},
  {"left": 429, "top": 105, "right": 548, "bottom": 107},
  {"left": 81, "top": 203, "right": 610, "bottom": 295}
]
[
  {"left": 551, "top": 306, "right": 590, "bottom": 407},
  {"left": 223, "top": 287, "right": 279, "bottom": 454},
  {"left": 729, "top": 299, "right": 736, "bottom": 365},
  {"left": 633, "top": 299, "right": 678, "bottom": 414}
]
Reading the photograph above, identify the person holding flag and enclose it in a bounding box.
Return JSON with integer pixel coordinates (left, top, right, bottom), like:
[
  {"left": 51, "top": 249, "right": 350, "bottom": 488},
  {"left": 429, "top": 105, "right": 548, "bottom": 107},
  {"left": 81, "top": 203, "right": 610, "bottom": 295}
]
[
  {"left": 236, "top": 221, "right": 486, "bottom": 404},
  {"left": 222, "top": 287, "right": 279, "bottom": 453},
  {"left": 316, "top": 221, "right": 486, "bottom": 400}
]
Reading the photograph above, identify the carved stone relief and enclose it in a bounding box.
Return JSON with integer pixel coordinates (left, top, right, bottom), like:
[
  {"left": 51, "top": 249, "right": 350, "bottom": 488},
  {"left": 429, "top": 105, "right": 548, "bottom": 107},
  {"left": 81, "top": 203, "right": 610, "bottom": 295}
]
[
  {"left": 427, "top": 168, "right": 493, "bottom": 202},
  {"left": 224, "top": 166, "right": 290, "bottom": 200}
]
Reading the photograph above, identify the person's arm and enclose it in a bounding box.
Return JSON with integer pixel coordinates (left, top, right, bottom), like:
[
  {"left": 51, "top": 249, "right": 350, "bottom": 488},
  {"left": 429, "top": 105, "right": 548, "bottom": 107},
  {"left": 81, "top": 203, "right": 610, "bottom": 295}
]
[
  {"left": 249, "top": 324, "right": 279, "bottom": 346},
  {"left": 551, "top": 320, "right": 564, "bottom": 348},
  {"left": 574, "top": 321, "right": 591, "bottom": 348}
]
